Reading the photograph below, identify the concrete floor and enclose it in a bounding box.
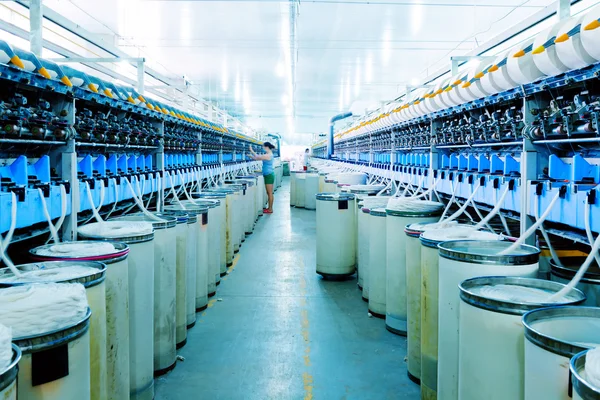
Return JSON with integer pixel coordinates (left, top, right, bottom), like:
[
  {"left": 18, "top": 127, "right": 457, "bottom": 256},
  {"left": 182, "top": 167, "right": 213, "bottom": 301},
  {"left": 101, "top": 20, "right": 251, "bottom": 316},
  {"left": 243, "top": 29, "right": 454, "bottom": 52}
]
[{"left": 155, "top": 179, "right": 420, "bottom": 400}]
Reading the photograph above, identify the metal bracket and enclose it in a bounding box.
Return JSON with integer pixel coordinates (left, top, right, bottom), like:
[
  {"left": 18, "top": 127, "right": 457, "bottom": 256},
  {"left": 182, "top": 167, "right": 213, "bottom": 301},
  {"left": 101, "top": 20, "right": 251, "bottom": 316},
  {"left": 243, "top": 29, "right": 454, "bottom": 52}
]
[{"left": 450, "top": 56, "right": 496, "bottom": 75}]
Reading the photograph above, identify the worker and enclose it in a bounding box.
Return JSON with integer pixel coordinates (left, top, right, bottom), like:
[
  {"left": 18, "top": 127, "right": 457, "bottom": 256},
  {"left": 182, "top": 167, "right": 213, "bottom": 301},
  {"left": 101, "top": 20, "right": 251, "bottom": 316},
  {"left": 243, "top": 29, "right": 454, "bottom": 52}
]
[
  {"left": 303, "top": 148, "right": 310, "bottom": 171},
  {"left": 249, "top": 142, "right": 275, "bottom": 214}
]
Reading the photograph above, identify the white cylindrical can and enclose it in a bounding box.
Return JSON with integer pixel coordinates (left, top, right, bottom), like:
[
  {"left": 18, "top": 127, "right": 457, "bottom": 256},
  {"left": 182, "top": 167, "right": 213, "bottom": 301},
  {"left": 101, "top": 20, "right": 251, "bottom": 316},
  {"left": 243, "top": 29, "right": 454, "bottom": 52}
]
[
  {"left": 413, "top": 223, "right": 499, "bottom": 399},
  {"left": 78, "top": 221, "right": 156, "bottom": 400},
  {"left": 385, "top": 203, "right": 443, "bottom": 335},
  {"left": 0, "top": 345, "right": 20, "bottom": 400},
  {"left": 0, "top": 259, "right": 108, "bottom": 400},
  {"left": 458, "top": 277, "right": 585, "bottom": 400},
  {"left": 160, "top": 211, "right": 191, "bottom": 350},
  {"left": 368, "top": 208, "right": 387, "bottom": 317},
  {"left": 234, "top": 179, "right": 255, "bottom": 234},
  {"left": 570, "top": 349, "right": 600, "bottom": 400},
  {"left": 318, "top": 173, "right": 326, "bottom": 193},
  {"left": 206, "top": 188, "right": 235, "bottom": 266},
  {"left": 14, "top": 306, "right": 92, "bottom": 400},
  {"left": 185, "top": 199, "right": 221, "bottom": 294},
  {"left": 316, "top": 193, "right": 357, "bottom": 278},
  {"left": 222, "top": 184, "right": 245, "bottom": 249},
  {"left": 30, "top": 241, "right": 130, "bottom": 400},
  {"left": 113, "top": 214, "right": 178, "bottom": 376},
  {"left": 383, "top": 200, "right": 443, "bottom": 382},
  {"left": 290, "top": 171, "right": 298, "bottom": 206},
  {"left": 296, "top": 173, "right": 307, "bottom": 208},
  {"left": 165, "top": 204, "right": 202, "bottom": 328},
  {"left": 437, "top": 240, "right": 539, "bottom": 400},
  {"left": 551, "top": 258, "right": 599, "bottom": 307},
  {"left": 304, "top": 173, "right": 319, "bottom": 210},
  {"left": 324, "top": 179, "right": 338, "bottom": 193},
  {"left": 358, "top": 206, "right": 371, "bottom": 300},
  {"left": 195, "top": 192, "right": 228, "bottom": 276},
  {"left": 523, "top": 306, "right": 600, "bottom": 400}
]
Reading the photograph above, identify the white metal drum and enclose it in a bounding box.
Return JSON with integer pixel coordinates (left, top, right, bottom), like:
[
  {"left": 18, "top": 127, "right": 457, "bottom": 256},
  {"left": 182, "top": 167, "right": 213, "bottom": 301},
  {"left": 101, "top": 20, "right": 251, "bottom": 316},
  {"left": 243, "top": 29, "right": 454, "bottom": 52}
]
[
  {"left": 316, "top": 193, "right": 356, "bottom": 278},
  {"left": 385, "top": 205, "right": 442, "bottom": 335},
  {"left": 195, "top": 193, "right": 228, "bottom": 276},
  {"left": 570, "top": 350, "right": 600, "bottom": 400},
  {"left": 0, "top": 260, "right": 108, "bottom": 400},
  {"left": 296, "top": 173, "right": 307, "bottom": 208},
  {"left": 304, "top": 173, "right": 319, "bottom": 210},
  {"left": 186, "top": 199, "right": 221, "bottom": 294},
  {"left": 437, "top": 240, "right": 539, "bottom": 400},
  {"left": 551, "top": 258, "right": 599, "bottom": 307},
  {"left": 414, "top": 223, "right": 496, "bottom": 399},
  {"left": 523, "top": 307, "right": 600, "bottom": 400},
  {"left": 30, "top": 242, "right": 130, "bottom": 400},
  {"left": 318, "top": 173, "right": 326, "bottom": 193},
  {"left": 164, "top": 205, "right": 202, "bottom": 327},
  {"left": 358, "top": 206, "right": 371, "bottom": 300},
  {"left": 458, "top": 277, "right": 584, "bottom": 400},
  {"left": 290, "top": 171, "right": 298, "bottom": 206},
  {"left": 383, "top": 202, "right": 443, "bottom": 382},
  {"left": 160, "top": 211, "right": 190, "bottom": 349},
  {"left": 14, "top": 309, "right": 92, "bottom": 400},
  {"left": 0, "top": 345, "right": 20, "bottom": 400},
  {"left": 206, "top": 188, "right": 235, "bottom": 266},
  {"left": 368, "top": 208, "right": 387, "bottom": 317},
  {"left": 78, "top": 222, "right": 155, "bottom": 400},
  {"left": 323, "top": 178, "right": 338, "bottom": 193},
  {"left": 113, "top": 214, "right": 178, "bottom": 376}
]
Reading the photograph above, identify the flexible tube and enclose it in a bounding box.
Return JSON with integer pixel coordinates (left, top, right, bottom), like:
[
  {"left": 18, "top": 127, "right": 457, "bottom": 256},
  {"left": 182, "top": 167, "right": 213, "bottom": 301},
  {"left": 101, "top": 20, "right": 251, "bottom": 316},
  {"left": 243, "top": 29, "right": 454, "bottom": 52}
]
[
  {"left": 584, "top": 201, "right": 600, "bottom": 267},
  {"left": 124, "top": 176, "right": 163, "bottom": 221},
  {"left": 536, "top": 195, "right": 564, "bottom": 269},
  {"left": 440, "top": 179, "right": 458, "bottom": 220},
  {"left": 38, "top": 188, "right": 59, "bottom": 244},
  {"left": 444, "top": 184, "right": 481, "bottom": 223},
  {"left": 500, "top": 191, "right": 562, "bottom": 255},
  {"left": 105, "top": 178, "right": 119, "bottom": 220},
  {"left": 0, "top": 192, "right": 21, "bottom": 277},
  {"left": 0, "top": 323, "right": 11, "bottom": 371},
  {"left": 474, "top": 185, "right": 510, "bottom": 230},
  {"left": 411, "top": 177, "right": 439, "bottom": 200},
  {"left": 166, "top": 171, "right": 186, "bottom": 209},
  {"left": 85, "top": 181, "right": 104, "bottom": 223},
  {"left": 54, "top": 184, "right": 68, "bottom": 234},
  {"left": 469, "top": 197, "right": 495, "bottom": 233},
  {"left": 179, "top": 171, "right": 198, "bottom": 204},
  {"left": 549, "top": 230, "right": 600, "bottom": 301}
]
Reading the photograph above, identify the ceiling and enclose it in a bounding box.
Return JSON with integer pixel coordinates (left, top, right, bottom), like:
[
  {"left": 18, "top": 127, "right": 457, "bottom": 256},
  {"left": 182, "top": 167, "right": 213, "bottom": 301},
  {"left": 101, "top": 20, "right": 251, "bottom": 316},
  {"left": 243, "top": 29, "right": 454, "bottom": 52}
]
[{"left": 33, "top": 0, "right": 554, "bottom": 143}]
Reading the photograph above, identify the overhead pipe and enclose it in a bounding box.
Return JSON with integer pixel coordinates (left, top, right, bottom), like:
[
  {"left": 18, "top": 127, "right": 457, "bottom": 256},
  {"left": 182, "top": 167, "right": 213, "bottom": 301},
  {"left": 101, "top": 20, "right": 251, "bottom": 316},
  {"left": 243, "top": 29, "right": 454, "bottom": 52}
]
[{"left": 328, "top": 112, "right": 353, "bottom": 159}]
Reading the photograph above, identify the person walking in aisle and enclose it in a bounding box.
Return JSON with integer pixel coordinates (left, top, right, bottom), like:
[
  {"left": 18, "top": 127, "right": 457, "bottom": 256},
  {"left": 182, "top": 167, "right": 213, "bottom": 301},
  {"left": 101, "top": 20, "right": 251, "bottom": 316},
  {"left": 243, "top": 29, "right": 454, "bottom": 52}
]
[
  {"left": 249, "top": 142, "right": 275, "bottom": 214},
  {"left": 303, "top": 148, "right": 310, "bottom": 171}
]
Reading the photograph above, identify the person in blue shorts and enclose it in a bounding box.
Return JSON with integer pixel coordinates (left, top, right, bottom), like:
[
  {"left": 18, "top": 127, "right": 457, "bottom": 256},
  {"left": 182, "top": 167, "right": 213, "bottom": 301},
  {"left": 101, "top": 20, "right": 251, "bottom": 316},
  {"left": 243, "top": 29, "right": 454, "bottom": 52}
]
[{"left": 249, "top": 142, "right": 275, "bottom": 214}]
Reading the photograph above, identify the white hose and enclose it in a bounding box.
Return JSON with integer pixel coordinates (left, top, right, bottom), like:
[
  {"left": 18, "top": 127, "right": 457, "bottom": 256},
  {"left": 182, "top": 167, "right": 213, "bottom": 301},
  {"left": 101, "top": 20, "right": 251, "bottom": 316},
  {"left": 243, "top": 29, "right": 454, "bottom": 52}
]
[
  {"left": 166, "top": 171, "right": 186, "bottom": 209},
  {"left": 38, "top": 188, "right": 59, "bottom": 244},
  {"left": 85, "top": 181, "right": 104, "bottom": 223},
  {"left": 549, "top": 229, "right": 600, "bottom": 301},
  {"left": 584, "top": 200, "right": 600, "bottom": 267},
  {"left": 587, "top": 347, "right": 600, "bottom": 389},
  {"left": 0, "top": 192, "right": 21, "bottom": 277},
  {"left": 179, "top": 171, "right": 198, "bottom": 205},
  {"left": 474, "top": 185, "right": 510, "bottom": 230},
  {"left": 124, "top": 177, "right": 163, "bottom": 221},
  {"left": 105, "top": 178, "right": 119, "bottom": 220},
  {"left": 411, "top": 177, "right": 439, "bottom": 200},
  {"left": 469, "top": 197, "right": 495, "bottom": 233},
  {"left": 440, "top": 179, "right": 458, "bottom": 220},
  {"left": 536, "top": 194, "right": 564, "bottom": 269},
  {"left": 444, "top": 184, "right": 481, "bottom": 223},
  {"left": 54, "top": 184, "right": 68, "bottom": 234},
  {"left": 500, "top": 191, "right": 562, "bottom": 255}
]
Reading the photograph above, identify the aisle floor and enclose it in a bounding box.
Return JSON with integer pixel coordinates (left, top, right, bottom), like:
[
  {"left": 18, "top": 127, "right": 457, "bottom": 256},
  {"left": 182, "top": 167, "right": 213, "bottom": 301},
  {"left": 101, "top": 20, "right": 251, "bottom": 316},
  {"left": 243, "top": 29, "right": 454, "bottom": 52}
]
[{"left": 155, "top": 179, "right": 419, "bottom": 400}]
